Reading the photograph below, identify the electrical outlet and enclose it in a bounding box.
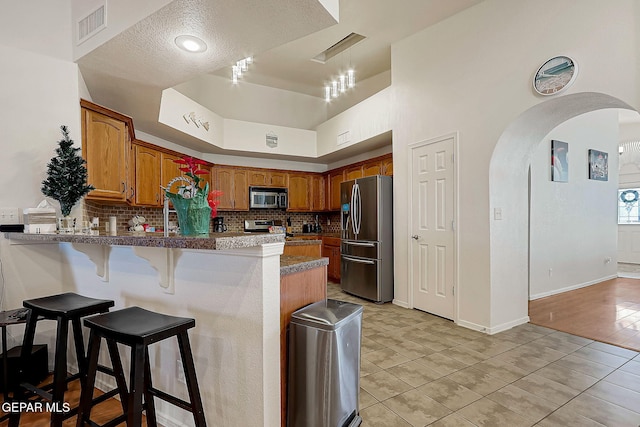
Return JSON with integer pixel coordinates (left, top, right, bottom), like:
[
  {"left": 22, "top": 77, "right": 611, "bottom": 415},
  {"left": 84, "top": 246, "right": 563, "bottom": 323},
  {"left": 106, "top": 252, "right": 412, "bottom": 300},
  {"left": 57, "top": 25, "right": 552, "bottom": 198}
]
[
  {"left": 0, "top": 208, "right": 20, "bottom": 224},
  {"left": 177, "top": 359, "right": 186, "bottom": 384}
]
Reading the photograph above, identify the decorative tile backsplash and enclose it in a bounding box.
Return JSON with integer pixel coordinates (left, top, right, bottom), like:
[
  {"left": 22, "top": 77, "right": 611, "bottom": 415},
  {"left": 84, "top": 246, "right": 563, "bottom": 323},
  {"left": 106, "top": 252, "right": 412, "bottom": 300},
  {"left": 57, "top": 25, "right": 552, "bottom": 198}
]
[{"left": 85, "top": 201, "right": 341, "bottom": 234}]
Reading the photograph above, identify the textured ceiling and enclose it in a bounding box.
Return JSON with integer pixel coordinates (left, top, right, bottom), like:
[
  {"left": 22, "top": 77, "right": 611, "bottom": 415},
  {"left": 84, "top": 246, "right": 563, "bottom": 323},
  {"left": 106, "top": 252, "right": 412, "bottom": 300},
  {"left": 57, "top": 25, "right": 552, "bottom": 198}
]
[{"left": 78, "top": 0, "right": 485, "bottom": 160}]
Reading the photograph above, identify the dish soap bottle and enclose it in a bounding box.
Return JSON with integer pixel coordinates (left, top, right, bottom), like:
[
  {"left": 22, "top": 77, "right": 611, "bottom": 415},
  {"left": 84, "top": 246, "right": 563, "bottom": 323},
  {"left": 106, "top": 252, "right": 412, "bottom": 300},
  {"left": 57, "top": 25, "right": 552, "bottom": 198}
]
[{"left": 286, "top": 217, "right": 292, "bottom": 235}]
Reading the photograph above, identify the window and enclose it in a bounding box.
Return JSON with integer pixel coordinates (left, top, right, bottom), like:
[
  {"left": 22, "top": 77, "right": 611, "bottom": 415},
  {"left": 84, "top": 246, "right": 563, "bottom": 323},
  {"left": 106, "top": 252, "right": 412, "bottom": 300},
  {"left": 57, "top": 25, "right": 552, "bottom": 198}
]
[{"left": 619, "top": 188, "right": 640, "bottom": 223}]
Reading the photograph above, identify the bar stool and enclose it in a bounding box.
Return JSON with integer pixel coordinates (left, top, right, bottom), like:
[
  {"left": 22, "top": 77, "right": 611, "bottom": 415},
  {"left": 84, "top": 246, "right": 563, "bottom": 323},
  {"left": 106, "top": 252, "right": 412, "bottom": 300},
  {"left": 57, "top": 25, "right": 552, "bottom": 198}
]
[
  {"left": 9, "top": 292, "right": 114, "bottom": 427},
  {"left": 76, "top": 306, "right": 207, "bottom": 427}
]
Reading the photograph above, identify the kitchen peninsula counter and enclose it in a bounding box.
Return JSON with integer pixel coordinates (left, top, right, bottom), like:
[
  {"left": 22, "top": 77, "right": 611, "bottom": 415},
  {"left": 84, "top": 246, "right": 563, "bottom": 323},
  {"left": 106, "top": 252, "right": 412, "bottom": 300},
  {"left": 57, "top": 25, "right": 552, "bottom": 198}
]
[
  {"left": 3, "top": 231, "right": 285, "bottom": 250},
  {"left": 3, "top": 230, "right": 286, "bottom": 426}
]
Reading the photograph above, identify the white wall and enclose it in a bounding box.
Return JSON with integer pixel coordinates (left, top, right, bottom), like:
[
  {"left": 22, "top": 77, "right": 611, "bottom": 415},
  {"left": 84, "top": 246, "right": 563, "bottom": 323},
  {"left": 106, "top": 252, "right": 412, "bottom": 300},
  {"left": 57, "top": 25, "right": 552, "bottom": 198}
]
[
  {"left": 223, "top": 119, "right": 317, "bottom": 158},
  {"left": 392, "top": 0, "right": 640, "bottom": 331},
  {"left": 0, "top": 0, "right": 72, "bottom": 61},
  {"left": 316, "top": 87, "right": 391, "bottom": 156},
  {"left": 0, "top": 5, "right": 80, "bottom": 344},
  {"left": 530, "top": 110, "right": 619, "bottom": 299}
]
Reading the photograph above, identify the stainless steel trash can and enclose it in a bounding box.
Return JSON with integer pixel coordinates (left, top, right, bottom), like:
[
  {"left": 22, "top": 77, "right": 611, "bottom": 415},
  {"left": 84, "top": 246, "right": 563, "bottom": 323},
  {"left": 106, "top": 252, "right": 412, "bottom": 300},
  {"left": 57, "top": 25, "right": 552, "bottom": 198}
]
[{"left": 287, "top": 299, "right": 363, "bottom": 427}]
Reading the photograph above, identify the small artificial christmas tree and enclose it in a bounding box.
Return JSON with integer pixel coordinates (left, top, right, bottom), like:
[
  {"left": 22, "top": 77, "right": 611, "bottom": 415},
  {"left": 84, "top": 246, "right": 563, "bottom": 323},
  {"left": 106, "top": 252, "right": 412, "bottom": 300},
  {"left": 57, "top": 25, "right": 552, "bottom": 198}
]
[{"left": 41, "top": 125, "right": 94, "bottom": 217}]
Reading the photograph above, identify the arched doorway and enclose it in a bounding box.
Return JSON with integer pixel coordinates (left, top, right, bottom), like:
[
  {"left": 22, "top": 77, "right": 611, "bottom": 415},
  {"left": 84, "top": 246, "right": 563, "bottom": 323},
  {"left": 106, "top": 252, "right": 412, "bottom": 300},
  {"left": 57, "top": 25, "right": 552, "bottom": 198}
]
[{"left": 488, "top": 92, "right": 636, "bottom": 330}]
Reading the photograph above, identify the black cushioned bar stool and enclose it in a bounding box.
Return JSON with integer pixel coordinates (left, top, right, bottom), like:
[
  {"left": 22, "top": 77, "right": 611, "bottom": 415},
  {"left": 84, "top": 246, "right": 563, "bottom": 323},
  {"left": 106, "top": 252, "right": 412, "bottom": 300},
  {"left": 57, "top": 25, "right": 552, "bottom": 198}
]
[
  {"left": 9, "top": 292, "right": 114, "bottom": 427},
  {"left": 76, "top": 306, "right": 207, "bottom": 427}
]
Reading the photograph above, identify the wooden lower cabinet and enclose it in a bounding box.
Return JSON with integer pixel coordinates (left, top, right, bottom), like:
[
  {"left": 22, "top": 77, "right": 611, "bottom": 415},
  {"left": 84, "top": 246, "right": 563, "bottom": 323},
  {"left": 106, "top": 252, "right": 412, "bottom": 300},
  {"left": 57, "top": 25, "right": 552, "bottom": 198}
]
[
  {"left": 322, "top": 237, "right": 341, "bottom": 281},
  {"left": 280, "top": 265, "right": 327, "bottom": 426}
]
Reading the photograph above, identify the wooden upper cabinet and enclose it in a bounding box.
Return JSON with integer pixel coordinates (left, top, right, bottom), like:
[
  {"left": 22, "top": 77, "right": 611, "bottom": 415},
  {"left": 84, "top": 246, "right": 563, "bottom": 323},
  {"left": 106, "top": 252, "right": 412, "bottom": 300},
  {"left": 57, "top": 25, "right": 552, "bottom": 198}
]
[
  {"left": 248, "top": 170, "right": 268, "bottom": 186},
  {"left": 161, "top": 153, "right": 185, "bottom": 190},
  {"left": 133, "top": 145, "right": 162, "bottom": 207},
  {"left": 381, "top": 156, "right": 393, "bottom": 176},
  {"left": 311, "top": 174, "right": 325, "bottom": 212},
  {"left": 82, "top": 107, "right": 129, "bottom": 202},
  {"left": 248, "top": 169, "right": 288, "bottom": 187},
  {"left": 269, "top": 171, "right": 288, "bottom": 187},
  {"left": 233, "top": 170, "right": 249, "bottom": 210},
  {"left": 344, "top": 165, "right": 363, "bottom": 181},
  {"left": 363, "top": 160, "right": 382, "bottom": 177},
  {"left": 288, "top": 173, "right": 311, "bottom": 211},
  {"left": 328, "top": 170, "right": 344, "bottom": 211},
  {"left": 215, "top": 167, "right": 249, "bottom": 211}
]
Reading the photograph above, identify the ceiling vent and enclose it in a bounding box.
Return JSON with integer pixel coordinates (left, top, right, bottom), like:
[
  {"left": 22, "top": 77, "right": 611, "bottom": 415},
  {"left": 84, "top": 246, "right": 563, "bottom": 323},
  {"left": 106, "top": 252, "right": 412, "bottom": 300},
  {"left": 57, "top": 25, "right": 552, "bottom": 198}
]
[
  {"left": 312, "top": 32, "right": 365, "bottom": 64},
  {"left": 77, "top": 3, "right": 107, "bottom": 45}
]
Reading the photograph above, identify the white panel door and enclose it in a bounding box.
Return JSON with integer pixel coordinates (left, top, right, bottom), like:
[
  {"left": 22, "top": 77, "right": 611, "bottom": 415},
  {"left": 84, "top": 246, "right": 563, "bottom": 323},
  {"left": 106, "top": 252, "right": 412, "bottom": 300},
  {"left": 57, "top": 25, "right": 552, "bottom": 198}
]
[{"left": 411, "top": 136, "right": 456, "bottom": 319}]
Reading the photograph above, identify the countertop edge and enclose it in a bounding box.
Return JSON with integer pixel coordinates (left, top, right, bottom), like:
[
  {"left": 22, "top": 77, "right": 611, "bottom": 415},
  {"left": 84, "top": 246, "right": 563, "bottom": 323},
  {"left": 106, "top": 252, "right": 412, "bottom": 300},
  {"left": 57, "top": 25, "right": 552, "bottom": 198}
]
[
  {"left": 280, "top": 256, "right": 329, "bottom": 276},
  {"left": 3, "top": 232, "right": 286, "bottom": 250}
]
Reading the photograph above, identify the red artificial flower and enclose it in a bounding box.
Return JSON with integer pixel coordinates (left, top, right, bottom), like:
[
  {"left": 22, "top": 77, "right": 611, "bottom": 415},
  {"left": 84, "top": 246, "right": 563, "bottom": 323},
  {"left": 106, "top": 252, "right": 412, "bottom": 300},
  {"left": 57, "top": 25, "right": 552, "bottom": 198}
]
[
  {"left": 207, "top": 190, "right": 223, "bottom": 218},
  {"left": 173, "top": 156, "right": 210, "bottom": 191}
]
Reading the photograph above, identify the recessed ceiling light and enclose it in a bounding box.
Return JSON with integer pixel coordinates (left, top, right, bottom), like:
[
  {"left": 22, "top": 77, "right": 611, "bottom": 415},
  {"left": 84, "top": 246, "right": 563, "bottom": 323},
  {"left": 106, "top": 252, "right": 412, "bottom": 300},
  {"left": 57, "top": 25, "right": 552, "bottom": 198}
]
[{"left": 175, "top": 35, "right": 207, "bottom": 53}]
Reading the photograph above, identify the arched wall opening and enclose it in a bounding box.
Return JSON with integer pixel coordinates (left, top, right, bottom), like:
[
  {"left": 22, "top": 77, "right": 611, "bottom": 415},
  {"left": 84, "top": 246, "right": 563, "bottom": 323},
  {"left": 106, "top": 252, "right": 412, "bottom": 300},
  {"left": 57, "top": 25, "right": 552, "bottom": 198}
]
[{"left": 488, "top": 92, "right": 636, "bottom": 330}]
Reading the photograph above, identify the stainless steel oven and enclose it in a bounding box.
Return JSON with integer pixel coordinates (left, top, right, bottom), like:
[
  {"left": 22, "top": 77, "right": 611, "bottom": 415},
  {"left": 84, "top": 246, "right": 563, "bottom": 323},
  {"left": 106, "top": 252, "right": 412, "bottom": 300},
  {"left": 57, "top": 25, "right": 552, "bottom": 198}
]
[{"left": 249, "top": 187, "right": 288, "bottom": 209}]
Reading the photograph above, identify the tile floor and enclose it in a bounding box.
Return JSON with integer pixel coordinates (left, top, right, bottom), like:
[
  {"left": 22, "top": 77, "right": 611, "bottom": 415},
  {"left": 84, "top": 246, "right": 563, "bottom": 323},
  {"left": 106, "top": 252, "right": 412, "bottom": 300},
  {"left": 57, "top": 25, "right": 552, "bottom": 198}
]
[{"left": 327, "top": 283, "right": 640, "bottom": 427}]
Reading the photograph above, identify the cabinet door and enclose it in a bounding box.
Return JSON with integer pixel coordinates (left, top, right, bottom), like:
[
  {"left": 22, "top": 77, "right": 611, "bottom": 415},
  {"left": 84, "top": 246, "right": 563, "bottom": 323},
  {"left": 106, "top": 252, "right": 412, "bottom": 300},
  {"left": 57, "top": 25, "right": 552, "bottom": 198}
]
[
  {"left": 363, "top": 161, "right": 382, "bottom": 177},
  {"left": 215, "top": 167, "right": 234, "bottom": 210},
  {"left": 83, "top": 108, "right": 128, "bottom": 202},
  {"left": 133, "top": 145, "right": 162, "bottom": 206},
  {"left": 248, "top": 170, "right": 268, "bottom": 186},
  {"left": 269, "top": 172, "right": 288, "bottom": 187},
  {"left": 344, "top": 165, "right": 363, "bottom": 181},
  {"left": 381, "top": 157, "right": 393, "bottom": 176},
  {"left": 161, "top": 153, "right": 184, "bottom": 192},
  {"left": 311, "top": 175, "right": 325, "bottom": 211},
  {"left": 233, "top": 170, "right": 249, "bottom": 210},
  {"left": 328, "top": 170, "right": 344, "bottom": 211},
  {"left": 288, "top": 174, "right": 311, "bottom": 211}
]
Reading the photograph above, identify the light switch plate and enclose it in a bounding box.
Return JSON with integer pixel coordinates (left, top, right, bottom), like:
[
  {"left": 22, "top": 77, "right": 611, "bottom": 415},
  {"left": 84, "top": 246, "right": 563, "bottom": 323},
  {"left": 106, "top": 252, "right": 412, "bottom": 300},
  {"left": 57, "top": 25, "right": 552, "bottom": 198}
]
[{"left": 0, "top": 208, "right": 20, "bottom": 224}]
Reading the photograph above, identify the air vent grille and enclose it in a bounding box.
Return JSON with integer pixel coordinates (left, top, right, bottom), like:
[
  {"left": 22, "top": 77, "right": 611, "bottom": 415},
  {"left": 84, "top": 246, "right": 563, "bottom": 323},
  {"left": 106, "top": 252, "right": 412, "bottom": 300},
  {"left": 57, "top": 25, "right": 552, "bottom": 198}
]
[
  {"left": 312, "top": 33, "right": 365, "bottom": 64},
  {"left": 77, "top": 4, "right": 106, "bottom": 45}
]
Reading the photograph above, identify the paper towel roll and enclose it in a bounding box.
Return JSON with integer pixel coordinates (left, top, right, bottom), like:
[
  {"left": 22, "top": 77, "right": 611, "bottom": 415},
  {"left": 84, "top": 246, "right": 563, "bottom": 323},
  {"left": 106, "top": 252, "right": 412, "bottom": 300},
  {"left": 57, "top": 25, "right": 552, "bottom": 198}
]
[{"left": 109, "top": 216, "right": 117, "bottom": 236}]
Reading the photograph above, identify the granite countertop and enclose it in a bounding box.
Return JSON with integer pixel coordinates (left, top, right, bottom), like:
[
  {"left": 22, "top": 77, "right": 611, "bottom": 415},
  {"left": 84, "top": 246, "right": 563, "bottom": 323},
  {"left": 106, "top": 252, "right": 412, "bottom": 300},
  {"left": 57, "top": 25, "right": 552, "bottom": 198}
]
[
  {"left": 284, "top": 239, "right": 322, "bottom": 246},
  {"left": 280, "top": 255, "right": 328, "bottom": 276},
  {"left": 290, "top": 232, "right": 341, "bottom": 238},
  {"left": 3, "top": 231, "right": 285, "bottom": 251}
]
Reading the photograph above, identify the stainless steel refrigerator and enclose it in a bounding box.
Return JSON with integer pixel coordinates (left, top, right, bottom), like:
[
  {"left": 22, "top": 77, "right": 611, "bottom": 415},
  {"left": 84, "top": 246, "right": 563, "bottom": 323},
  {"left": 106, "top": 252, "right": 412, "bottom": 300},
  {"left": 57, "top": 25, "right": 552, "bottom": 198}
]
[{"left": 340, "top": 175, "right": 393, "bottom": 303}]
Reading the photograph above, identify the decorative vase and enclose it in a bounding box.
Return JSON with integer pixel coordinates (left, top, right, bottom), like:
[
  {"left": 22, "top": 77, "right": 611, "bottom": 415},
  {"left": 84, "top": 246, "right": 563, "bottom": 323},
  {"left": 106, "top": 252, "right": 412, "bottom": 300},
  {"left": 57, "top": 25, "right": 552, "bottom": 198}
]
[{"left": 165, "top": 183, "right": 212, "bottom": 236}]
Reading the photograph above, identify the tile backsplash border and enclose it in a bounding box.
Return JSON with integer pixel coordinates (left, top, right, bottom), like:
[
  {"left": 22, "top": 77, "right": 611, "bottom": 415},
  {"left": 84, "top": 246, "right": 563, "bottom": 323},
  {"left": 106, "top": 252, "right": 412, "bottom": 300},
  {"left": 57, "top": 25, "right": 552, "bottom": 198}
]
[{"left": 84, "top": 201, "right": 341, "bottom": 234}]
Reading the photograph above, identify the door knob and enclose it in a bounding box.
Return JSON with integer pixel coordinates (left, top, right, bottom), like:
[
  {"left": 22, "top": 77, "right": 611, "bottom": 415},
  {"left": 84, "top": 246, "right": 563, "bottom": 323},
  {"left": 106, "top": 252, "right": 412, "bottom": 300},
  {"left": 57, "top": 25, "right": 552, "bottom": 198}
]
[{"left": 412, "top": 235, "right": 419, "bottom": 240}]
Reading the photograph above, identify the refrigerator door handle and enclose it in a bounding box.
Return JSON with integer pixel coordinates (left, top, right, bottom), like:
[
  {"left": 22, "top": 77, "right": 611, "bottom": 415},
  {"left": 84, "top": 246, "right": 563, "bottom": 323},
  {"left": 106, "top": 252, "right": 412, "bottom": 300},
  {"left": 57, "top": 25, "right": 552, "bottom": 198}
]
[
  {"left": 350, "top": 183, "right": 358, "bottom": 235},
  {"left": 343, "top": 241, "right": 375, "bottom": 247},
  {"left": 353, "top": 183, "right": 361, "bottom": 235},
  {"left": 342, "top": 255, "right": 375, "bottom": 265}
]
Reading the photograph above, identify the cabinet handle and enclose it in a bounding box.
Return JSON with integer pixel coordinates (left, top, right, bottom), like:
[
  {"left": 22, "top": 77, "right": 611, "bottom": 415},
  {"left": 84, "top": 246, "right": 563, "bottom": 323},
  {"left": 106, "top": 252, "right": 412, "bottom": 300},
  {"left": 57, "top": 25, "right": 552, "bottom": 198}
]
[
  {"left": 130, "top": 187, "right": 135, "bottom": 198},
  {"left": 121, "top": 182, "right": 125, "bottom": 193}
]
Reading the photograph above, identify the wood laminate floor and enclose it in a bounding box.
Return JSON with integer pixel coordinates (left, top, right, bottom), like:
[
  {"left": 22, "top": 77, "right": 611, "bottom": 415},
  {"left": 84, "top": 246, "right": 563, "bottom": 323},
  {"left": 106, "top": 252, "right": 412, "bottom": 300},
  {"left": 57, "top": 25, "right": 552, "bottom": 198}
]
[
  {"left": 529, "top": 276, "right": 640, "bottom": 352},
  {"left": 0, "top": 376, "right": 143, "bottom": 426}
]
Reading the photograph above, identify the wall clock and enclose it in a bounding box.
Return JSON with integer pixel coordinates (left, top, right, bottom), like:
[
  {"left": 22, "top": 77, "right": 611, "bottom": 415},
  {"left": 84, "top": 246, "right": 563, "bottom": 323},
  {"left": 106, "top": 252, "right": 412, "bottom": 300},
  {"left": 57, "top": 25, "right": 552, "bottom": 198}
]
[{"left": 533, "top": 56, "right": 578, "bottom": 96}]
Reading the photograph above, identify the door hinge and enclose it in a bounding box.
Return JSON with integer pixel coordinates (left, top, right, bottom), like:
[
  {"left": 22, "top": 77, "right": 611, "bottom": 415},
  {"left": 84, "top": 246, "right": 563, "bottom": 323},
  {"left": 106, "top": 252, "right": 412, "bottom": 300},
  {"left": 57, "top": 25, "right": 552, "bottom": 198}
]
[
  {"left": 451, "top": 153, "right": 455, "bottom": 163},
  {"left": 451, "top": 220, "right": 456, "bottom": 231},
  {"left": 452, "top": 286, "right": 455, "bottom": 296}
]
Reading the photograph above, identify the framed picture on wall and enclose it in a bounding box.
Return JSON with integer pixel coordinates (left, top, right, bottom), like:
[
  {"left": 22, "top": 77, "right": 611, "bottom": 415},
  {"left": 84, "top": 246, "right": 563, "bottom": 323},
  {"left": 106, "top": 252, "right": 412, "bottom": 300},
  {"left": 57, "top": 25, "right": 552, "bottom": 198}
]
[
  {"left": 551, "top": 140, "right": 568, "bottom": 182},
  {"left": 588, "top": 149, "right": 608, "bottom": 181}
]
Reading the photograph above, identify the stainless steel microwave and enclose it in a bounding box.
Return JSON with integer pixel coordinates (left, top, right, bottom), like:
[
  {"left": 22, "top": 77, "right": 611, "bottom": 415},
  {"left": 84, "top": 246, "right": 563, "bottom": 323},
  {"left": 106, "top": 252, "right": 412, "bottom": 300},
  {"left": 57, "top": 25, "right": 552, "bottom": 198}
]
[{"left": 249, "top": 187, "right": 288, "bottom": 209}]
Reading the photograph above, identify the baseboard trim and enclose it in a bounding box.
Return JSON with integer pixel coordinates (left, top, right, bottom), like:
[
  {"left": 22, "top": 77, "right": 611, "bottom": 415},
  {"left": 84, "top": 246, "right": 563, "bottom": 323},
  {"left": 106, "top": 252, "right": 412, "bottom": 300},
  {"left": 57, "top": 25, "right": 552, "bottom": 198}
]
[
  {"left": 529, "top": 274, "right": 618, "bottom": 300},
  {"left": 456, "top": 319, "right": 489, "bottom": 334},
  {"left": 487, "top": 316, "right": 530, "bottom": 335},
  {"left": 392, "top": 298, "right": 410, "bottom": 309}
]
